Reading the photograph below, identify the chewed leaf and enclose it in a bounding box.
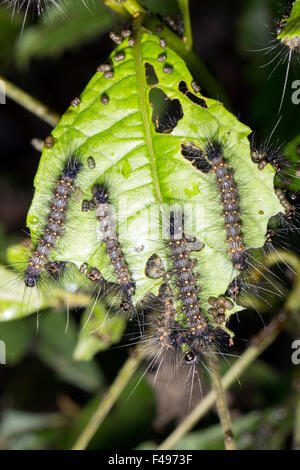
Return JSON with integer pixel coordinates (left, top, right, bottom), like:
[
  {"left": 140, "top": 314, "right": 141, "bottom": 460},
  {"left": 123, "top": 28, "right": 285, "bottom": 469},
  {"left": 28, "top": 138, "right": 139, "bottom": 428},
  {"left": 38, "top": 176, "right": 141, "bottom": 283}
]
[{"left": 26, "top": 29, "right": 281, "bottom": 332}]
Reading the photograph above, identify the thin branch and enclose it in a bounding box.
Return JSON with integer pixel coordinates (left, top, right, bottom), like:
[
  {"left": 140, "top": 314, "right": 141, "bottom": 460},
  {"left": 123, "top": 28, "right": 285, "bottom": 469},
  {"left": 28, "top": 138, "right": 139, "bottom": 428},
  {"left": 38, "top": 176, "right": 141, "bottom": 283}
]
[
  {"left": 178, "top": 0, "right": 193, "bottom": 50},
  {"left": 101, "top": 0, "right": 131, "bottom": 18},
  {"left": 207, "top": 355, "right": 237, "bottom": 450},
  {"left": 0, "top": 75, "right": 60, "bottom": 127},
  {"left": 158, "top": 309, "right": 292, "bottom": 450},
  {"left": 72, "top": 352, "right": 142, "bottom": 450}
]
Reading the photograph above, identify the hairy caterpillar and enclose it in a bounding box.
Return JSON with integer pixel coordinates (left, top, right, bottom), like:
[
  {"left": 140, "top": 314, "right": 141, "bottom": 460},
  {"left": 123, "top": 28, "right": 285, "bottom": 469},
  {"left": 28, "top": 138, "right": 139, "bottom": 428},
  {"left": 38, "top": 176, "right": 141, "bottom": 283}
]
[
  {"left": 182, "top": 139, "right": 247, "bottom": 272},
  {"left": 24, "top": 156, "right": 82, "bottom": 287},
  {"left": 138, "top": 210, "right": 232, "bottom": 382},
  {"left": 92, "top": 183, "right": 135, "bottom": 312}
]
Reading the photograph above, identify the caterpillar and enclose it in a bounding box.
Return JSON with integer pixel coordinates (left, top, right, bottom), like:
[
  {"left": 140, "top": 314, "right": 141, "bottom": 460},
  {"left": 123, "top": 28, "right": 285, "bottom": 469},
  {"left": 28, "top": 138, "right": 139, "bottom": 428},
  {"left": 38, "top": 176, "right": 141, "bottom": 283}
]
[
  {"left": 183, "top": 140, "right": 247, "bottom": 272},
  {"left": 24, "top": 156, "right": 82, "bottom": 287},
  {"left": 168, "top": 211, "right": 210, "bottom": 339},
  {"left": 92, "top": 183, "right": 135, "bottom": 312}
]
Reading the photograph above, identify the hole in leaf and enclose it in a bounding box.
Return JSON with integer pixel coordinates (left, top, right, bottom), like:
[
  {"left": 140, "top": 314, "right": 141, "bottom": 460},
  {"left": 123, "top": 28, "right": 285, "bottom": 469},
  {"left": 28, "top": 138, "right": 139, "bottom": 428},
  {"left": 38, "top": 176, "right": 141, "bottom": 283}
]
[
  {"left": 149, "top": 88, "right": 183, "bottom": 134},
  {"left": 178, "top": 80, "right": 207, "bottom": 108},
  {"left": 181, "top": 142, "right": 211, "bottom": 173},
  {"left": 145, "top": 62, "right": 159, "bottom": 86},
  {"left": 145, "top": 253, "right": 165, "bottom": 279}
]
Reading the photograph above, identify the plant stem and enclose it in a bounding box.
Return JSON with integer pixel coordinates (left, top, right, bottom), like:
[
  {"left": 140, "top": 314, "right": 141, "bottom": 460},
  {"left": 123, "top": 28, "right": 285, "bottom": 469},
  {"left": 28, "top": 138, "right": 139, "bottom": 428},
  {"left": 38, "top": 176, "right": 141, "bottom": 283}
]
[
  {"left": 72, "top": 353, "right": 141, "bottom": 450},
  {"left": 158, "top": 309, "right": 292, "bottom": 450},
  {"left": 101, "top": 0, "right": 130, "bottom": 18},
  {"left": 207, "top": 355, "right": 237, "bottom": 450},
  {"left": 121, "top": 0, "right": 145, "bottom": 16},
  {"left": 178, "top": 0, "right": 193, "bottom": 49},
  {"left": 0, "top": 75, "right": 60, "bottom": 127}
]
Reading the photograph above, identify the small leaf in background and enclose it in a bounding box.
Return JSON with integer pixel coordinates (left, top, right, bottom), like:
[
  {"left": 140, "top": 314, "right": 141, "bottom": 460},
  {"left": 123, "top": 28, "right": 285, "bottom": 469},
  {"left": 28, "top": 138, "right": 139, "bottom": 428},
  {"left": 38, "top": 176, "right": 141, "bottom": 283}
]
[
  {"left": 0, "top": 9, "right": 21, "bottom": 70},
  {"left": 0, "top": 409, "right": 68, "bottom": 450},
  {"left": 74, "top": 302, "right": 126, "bottom": 361},
  {"left": 0, "top": 317, "right": 35, "bottom": 365},
  {"left": 15, "top": 0, "right": 113, "bottom": 66},
  {"left": 138, "top": 406, "right": 293, "bottom": 450},
  {"left": 36, "top": 310, "right": 104, "bottom": 392},
  {"left": 141, "top": 0, "right": 180, "bottom": 17},
  {"left": 64, "top": 371, "right": 155, "bottom": 450}
]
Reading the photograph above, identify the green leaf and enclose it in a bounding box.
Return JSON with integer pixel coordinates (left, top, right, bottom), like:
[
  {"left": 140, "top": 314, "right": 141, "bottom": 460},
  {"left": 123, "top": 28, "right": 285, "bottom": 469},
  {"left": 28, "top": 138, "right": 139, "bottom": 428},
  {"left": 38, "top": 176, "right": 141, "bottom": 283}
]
[
  {"left": 74, "top": 302, "right": 126, "bottom": 361},
  {"left": 25, "top": 28, "right": 281, "bottom": 334},
  {"left": 36, "top": 311, "right": 104, "bottom": 392},
  {"left": 0, "top": 242, "right": 90, "bottom": 321},
  {"left": 15, "top": 0, "right": 112, "bottom": 66}
]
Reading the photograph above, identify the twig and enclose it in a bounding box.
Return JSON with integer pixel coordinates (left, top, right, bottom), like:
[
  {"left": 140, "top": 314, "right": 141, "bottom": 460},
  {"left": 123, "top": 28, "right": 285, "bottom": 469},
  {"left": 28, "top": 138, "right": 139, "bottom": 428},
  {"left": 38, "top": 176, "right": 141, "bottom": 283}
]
[
  {"left": 158, "top": 309, "right": 291, "bottom": 450},
  {"left": 0, "top": 75, "right": 60, "bottom": 127},
  {"left": 207, "top": 355, "right": 237, "bottom": 450},
  {"left": 178, "top": 0, "right": 193, "bottom": 49},
  {"left": 72, "top": 352, "right": 142, "bottom": 450}
]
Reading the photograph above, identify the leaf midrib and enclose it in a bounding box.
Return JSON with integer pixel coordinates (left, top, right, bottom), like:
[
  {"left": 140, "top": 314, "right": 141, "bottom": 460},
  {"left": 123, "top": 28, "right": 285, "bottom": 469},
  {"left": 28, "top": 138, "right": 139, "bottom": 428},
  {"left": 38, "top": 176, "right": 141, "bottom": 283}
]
[{"left": 133, "top": 26, "right": 163, "bottom": 205}]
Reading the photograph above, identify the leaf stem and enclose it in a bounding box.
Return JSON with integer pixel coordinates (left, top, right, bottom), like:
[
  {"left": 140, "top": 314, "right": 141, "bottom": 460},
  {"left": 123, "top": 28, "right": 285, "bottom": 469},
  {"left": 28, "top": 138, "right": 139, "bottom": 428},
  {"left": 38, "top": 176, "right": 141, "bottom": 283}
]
[
  {"left": 178, "top": 0, "right": 193, "bottom": 50},
  {"left": 132, "top": 14, "right": 163, "bottom": 204},
  {"left": 0, "top": 75, "right": 60, "bottom": 127},
  {"left": 207, "top": 355, "right": 237, "bottom": 450},
  {"left": 101, "top": 0, "right": 130, "bottom": 18},
  {"left": 72, "top": 353, "right": 141, "bottom": 450}
]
